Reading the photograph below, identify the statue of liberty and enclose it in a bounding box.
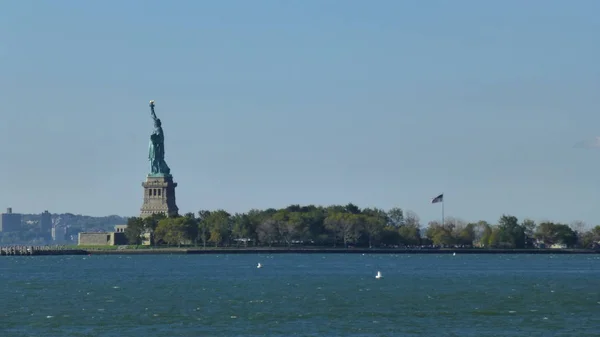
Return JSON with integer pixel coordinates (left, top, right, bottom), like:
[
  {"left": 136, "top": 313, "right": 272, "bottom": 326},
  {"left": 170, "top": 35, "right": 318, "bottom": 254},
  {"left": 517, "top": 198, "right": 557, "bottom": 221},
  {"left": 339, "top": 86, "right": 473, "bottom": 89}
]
[{"left": 148, "top": 100, "right": 171, "bottom": 176}]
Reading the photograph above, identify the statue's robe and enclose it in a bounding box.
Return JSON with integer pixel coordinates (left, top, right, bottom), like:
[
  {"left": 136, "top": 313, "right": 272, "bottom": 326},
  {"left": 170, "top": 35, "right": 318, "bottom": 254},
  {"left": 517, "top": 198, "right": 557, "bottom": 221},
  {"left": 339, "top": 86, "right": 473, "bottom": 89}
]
[{"left": 149, "top": 127, "right": 170, "bottom": 175}]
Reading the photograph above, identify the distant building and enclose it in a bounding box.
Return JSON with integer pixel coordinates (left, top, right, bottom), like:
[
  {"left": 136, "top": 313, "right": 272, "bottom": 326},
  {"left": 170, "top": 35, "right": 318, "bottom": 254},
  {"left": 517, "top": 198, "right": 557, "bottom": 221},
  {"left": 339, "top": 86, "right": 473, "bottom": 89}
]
[
  {"left": 52, "top": 226, "right": 67, "bottom": 242},
  {"left": 40, "top": 210, "right": 52, "bottom": 241},
  {"left": 0, "top": 207, "right": 22, "bottom": 232}
]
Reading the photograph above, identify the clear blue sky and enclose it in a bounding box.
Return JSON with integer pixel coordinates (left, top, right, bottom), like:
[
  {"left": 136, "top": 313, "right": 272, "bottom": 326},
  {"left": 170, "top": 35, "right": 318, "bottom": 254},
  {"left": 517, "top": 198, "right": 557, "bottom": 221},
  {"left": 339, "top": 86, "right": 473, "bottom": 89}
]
[{"left": 1, "top": 0, "right": 599, "bottom": 227}]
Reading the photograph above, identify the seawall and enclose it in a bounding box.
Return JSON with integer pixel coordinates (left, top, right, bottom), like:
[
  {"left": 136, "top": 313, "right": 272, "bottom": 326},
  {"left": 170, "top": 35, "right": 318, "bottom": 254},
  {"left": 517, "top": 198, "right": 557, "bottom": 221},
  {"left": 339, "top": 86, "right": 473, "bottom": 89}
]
[
  {"left": 3, "top": 247, "right": 600, "bottom": 256},
  {"left": 184, "top": 248, "right": 600, "bottom": 255},
  {"left": 0, "top": 247, "right": 88, "bottom": 256}
]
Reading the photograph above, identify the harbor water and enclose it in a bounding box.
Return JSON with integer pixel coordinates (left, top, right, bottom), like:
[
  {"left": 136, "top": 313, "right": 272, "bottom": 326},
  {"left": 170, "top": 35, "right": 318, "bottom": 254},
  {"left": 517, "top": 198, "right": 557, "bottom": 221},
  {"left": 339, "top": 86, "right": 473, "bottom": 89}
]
[{"left": 1, "top": 254, "right": 598, "bottom": 336}]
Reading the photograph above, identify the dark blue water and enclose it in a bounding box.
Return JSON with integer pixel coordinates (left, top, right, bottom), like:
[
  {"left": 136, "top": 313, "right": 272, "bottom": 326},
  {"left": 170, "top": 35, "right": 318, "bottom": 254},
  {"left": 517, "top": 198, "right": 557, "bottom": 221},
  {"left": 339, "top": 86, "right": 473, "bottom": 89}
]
[{"left": 1, "top": 254, "right": 599, "bottom": 336}]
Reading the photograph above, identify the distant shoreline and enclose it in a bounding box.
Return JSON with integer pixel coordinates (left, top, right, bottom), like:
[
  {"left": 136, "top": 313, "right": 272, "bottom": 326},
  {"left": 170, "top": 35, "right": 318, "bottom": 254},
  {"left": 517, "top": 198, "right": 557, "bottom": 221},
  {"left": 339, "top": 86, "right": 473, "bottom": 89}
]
[{"left": 3, "top": 247, "right": 600, "bottom": 256}]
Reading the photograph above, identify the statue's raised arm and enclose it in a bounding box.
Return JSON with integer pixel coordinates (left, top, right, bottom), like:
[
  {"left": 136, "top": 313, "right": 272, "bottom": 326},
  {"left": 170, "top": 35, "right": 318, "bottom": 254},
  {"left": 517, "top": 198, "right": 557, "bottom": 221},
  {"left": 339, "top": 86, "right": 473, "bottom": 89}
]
[{"left": 149, "top": 100, "right": 158, "bottom": 121}]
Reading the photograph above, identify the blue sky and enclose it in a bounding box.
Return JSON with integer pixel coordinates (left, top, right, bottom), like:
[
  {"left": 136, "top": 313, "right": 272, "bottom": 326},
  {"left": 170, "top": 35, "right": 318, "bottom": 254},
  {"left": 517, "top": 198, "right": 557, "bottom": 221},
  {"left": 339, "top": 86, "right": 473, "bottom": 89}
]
[{"left": 1, "top": 0, "right": 599, "bottom": 227}]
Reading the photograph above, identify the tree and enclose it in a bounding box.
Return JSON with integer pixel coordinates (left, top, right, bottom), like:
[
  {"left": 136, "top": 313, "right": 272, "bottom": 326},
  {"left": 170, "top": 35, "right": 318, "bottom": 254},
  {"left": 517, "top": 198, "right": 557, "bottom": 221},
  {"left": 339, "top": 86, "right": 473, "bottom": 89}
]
[
  {"left": 361, "top": 208, "right": 387, "bottom": 248},
  {"left": 143, "top": 213, "right": 165, "bottom": 233},
  {"left": 257, "top": 218, "right": 278, "bottom": 247},
  {"left": 535, "top": 222, "right": 555, "bottom": 245},
  {"left": 287, "top": 212, "right": 308, "bottom": 244},
  {"left": 345, "top": 203, "right": 361, "bottom": 215},
  {"left": 387, "top": 207, "right": 404, "bottom": 227},
  {"left": 535, "top": 222, "right": 578, "bottom": 247},
  {"left": 455, "top": 223, "right": 475, "bottom": 246},
  {"left": 124, "top": 217, "right": 145, "bottom": 245},
  {"left": 579, "top": 226, "right": 600, "bottom": 248},
  {"left": 380, "top": 226, "right": 401, "bottom": 246},
  {"left": 341, "top": 214, "right": 362, "bottom": 247},
  {"left": 425, "top": 221, "right": 454, "bottom": 246},
  {"left": 522, "top": 219, "right": 536, "bottom": 248},
  {"left": 245, "top": 209, "right": 266, "bottom": 245},
  {"left": 182, "top": 213, "right": 198, "bottom": 245},
  {"left": 487, "top": 226, "right": 501, "bottom": 247},
  {"left": 204, "top": 210, "right": 231, "bottom": 247},
  {"left": 271, "top": 210, "right": 299, "bottom": 247},
  {"left": 404, "top": 210, "right": 421, "bottom": 228},
  {"left": 497, "top": 215, "right": 525, "bottom": 248},
  {"left": 197, "top": 210, "right": 211, "bottom": 248},
  {"left": 570, "top": 220, "right": 587, "bottom": 234},
  {"left": 472, "top": 221, "right": 492, "bottom": 247},
  {"left": 301, "top": 206, "right": 326, "bottom": 244},
  {"left": 324, "top": 212, "right": 343, "bottom": 247},
  {"left": 324, "top": 211, "right": 361, "bottom": 248},
  {"left": 397, "top": 223, "right": 421, "bottom": 246},
  {"left": 522, "top": 219, "right": 536, "bottom": 237},
  {"left": 142, "top": 213, "right": 166, "bottom": 246},
  {"left": 154, "top": 218, "right": 189, "bottom": 247},
  {"left": 554, "top": 224, "right": 577, "bottom": 247},
  {"left": 445, "top": 217, "right": 471, "bottom": 246},
  {"left": 570, "top": 220, "right": 587, "bottom": 247},
  {"left": 231, "top": 213, "right": 252, "bottom": 247}
]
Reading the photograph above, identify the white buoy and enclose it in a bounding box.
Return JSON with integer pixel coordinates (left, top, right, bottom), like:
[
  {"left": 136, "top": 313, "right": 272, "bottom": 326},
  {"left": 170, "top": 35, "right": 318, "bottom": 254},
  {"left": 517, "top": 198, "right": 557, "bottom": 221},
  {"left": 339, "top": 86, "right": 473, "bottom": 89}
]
[
  {"left": 375, "top": 271, "right": 382, "bottom": 279},
  {"left": 453, "top": 252, "right": 456, "bottom": 256},
  {"left": 257, "top": 263, "right": 262, "bottom": 268}
]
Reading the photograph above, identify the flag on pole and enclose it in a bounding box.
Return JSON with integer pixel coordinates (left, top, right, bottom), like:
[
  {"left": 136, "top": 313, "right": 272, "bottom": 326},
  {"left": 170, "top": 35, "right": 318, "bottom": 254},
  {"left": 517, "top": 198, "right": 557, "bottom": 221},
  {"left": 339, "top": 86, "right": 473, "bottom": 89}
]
[{"left": 431, "top": 193, "right": 443, "bottom": 204}]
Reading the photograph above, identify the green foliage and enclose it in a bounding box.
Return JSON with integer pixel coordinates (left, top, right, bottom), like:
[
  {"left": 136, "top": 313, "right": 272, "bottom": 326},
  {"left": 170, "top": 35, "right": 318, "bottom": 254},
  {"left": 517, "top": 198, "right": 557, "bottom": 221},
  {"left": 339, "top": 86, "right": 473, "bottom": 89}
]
[
  {"left": 35, "top": 204, "right": 599, "bottom": 250},
  {"left": 204, "top": 210, "right": 231, "bottom": 247},
  {"left": 522, "top": 219, "right": 536, "bottom": 239},
  {"left": 472, "top": 221, "right": 492, "bottom": 247},
  {"left": 534, "top": 222, "right": 578, "bottom": 247},
  {"left": 122, "top": 214, "right": 166, "bottom": 246},
  {"left": 425, "top": 221, "right": 455, "bottom": 246},
  {"left": 124, "top": 217, "right": 144, "bottom": 245},
  {"left": 397, "top": 223, "right": 421, "bottom": 246},
  {"left": 116, "top": 205, "right": 434, "bottom": 249},
  {"left": 419, "top": 214, "right": 592, "bottom": 249},
  {"left": 362, "top": 210, "right": 386, "bottom": 248},
  {"left": 387, "top": 207, "right": 405, "bottom": 227},
  {"left": 154, "top": 217, "right": 195, "bottom": 247},
  {"left": 231, "top": 213, "right": 253, "bottom": 247},
  {"left": 455, "top": 223, "right": 475, "bottom": 246},
  {"left": 579, "top": 226, "right": 600, "bottom": 248},
  {"left": 496, "top": 215, "right": 525, "bottom": 248}
]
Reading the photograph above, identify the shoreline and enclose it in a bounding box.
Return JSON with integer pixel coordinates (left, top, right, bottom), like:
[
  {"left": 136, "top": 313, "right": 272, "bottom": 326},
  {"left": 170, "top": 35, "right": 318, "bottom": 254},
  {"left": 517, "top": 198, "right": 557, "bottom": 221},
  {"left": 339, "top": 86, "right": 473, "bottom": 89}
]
[
  {"left": 3, "top": 247, "right": 600, "bottom": 256},
  {"left": 96, "top": 248, "right": 600, "bottom": 255}
]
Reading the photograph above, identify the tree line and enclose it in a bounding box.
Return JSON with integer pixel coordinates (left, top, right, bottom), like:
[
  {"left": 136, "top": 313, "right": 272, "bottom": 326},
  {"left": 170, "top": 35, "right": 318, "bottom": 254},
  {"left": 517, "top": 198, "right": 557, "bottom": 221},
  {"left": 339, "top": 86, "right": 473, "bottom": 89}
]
[{"left": 123, "top": 204, "right": 600, "bottom": 249}]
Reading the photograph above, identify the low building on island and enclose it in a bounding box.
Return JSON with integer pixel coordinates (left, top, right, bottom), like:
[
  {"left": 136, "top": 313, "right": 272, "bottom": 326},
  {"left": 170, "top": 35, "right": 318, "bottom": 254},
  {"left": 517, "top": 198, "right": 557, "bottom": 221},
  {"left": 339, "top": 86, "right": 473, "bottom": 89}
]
[
  {"left": 78, "top": 225, "right": 128, "bottom": 246},
  {"left": 114, "top": 224, "right": 127, "bottom": 233}
]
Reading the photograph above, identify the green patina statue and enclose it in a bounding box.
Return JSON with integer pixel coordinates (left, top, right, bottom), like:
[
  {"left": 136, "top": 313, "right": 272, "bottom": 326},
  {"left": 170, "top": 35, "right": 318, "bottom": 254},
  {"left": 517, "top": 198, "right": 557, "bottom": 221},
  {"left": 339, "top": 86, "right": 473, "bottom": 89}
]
[{"left": 148, "top": 100, "right": 171, "bottom": 176}]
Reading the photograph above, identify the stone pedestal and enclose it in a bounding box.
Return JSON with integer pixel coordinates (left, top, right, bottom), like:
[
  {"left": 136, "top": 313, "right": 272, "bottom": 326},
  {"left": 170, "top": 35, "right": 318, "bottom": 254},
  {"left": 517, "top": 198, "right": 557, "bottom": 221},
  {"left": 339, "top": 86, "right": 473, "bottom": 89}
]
[{"left": 140, "top": 174, "right": 179, "bottom": 218}]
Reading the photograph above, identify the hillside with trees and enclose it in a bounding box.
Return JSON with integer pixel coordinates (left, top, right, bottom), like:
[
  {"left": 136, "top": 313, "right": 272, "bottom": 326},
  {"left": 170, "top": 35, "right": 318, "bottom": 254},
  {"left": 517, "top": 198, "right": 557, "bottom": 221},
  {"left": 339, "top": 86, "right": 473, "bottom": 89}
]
[{"left": 123, "top": 204, "right": 600, "bottom": 249}]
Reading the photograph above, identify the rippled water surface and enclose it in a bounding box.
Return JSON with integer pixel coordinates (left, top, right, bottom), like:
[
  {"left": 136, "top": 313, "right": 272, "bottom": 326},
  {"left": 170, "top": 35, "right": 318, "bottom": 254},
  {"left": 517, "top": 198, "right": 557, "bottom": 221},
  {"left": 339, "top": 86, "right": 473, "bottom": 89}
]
[{"left": 1, "top": 254, "right": 599, "bottom": 336}]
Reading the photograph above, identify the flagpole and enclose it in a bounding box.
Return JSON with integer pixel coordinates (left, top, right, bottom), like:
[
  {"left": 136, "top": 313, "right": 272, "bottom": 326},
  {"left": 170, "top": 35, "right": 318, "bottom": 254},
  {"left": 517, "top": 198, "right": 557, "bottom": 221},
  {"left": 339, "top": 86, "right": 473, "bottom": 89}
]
[
  {"left": 441, "top": 195, "right": 444, "bottom": 227},
  {"left": 431, "top": 193, "right": 444, "bottom": 226}
]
